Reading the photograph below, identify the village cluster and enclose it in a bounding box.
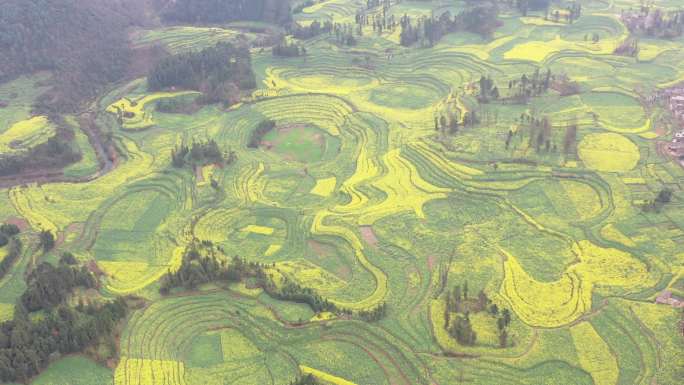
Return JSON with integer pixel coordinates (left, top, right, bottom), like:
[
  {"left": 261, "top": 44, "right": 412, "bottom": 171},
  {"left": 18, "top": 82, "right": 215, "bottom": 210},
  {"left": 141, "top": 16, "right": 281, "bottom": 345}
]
[{"left": 662, "top": 86, "right": 684, "bottom": 165}]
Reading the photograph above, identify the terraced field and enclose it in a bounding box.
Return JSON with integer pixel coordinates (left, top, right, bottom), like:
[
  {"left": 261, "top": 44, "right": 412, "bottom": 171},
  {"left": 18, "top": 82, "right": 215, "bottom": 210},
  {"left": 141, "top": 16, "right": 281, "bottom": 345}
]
[{"left": 1, "top": 0, "right": 683, "bottom": 384}]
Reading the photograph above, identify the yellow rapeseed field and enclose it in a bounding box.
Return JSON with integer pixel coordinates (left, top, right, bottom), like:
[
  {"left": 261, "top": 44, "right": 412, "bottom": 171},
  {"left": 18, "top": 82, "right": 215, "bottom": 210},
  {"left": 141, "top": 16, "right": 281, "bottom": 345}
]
[
  {"left": 115, "top": 358, "right": 187, "bottom": 385},
  {"left": 572, "top": 240, "right": 650, "bottom": 288},
  {"left": 276, "top": 260, "right": 346, "bottom": 293},
  {"left": 106, "top": 91, "right": 199, "bottom": 130},
  {"left": 264, "top": 244, "right": 282, "bottom": 256},
  {"left": 570, "top": 322, "right": 619, "bottom": 385},
  {"left": 578, "top": 133, "right": 640, "bottom": 172},
  {"left": 358, "top": 149, "right": 449, "bottom": 225},
  {"left": 0, "top": 116, "right": 55, "bottom": 154},
  {"left": 310, "top": 177, "right": 337, "bottom": 197},
  {"left": 600, "top": 224, "right": 636, "bottom": 248},
  {"left": 560, "top": 180, "right": 602, "bottom": 220},
  {"left": 241, "top": 225, "right": 274, "bottom": 235},
  {"left": 501, "top": 252, "right": 591, "bottom": 327},
  {"left": 299, "top": 365, "right": 357, "bottom": 385},
  {"left": 0, "top": 303, "right": 14, "bottom": 322}
]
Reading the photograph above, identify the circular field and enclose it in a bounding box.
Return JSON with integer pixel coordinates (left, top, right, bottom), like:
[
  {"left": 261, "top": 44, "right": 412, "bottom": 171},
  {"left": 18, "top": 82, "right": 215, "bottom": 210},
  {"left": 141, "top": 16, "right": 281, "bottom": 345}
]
[
  {"left": 261, "top": 124, "right": 338, "bottom": 163},
  {"left": 368, "top": 82, "right": 444, "bottom": 110},
  {"left": 561, "top": 15, "right": 624, "bottom": 42},
  {"left": 578, "top": 133, "right": 640, "bottom": 172}
]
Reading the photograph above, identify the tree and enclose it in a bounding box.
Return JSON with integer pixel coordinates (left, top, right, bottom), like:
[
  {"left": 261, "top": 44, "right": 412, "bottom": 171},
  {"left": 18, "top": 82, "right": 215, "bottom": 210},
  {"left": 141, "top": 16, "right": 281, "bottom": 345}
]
[
  {"left": 505, "top": 130, "right": 513, "bottom": 149},
  {"left": 147, "top": 42, "right": 256, "bottom": 101},
  {"left": 449, "top": 313, "right": 477, "bottom": 346},
  {"left": 490, "top": 304, "right": 499, "bottom": 315},
  {"left": 454, "top": 285, "right": 462, "bottom": 311},
  {"left": 656, "top": 188, "right": 673, "bottom": 205},
  {"left": 563, "top": 124, "right": 578, "bottom": 156},
  {"left": 498, "top": 329, "right": 508, "bottom": 348},
  {"left": 291, "top": 374, "right": 320, "bottom": 385},
  {"left": 59, "top": 252, "right": 78, "bottom": 265},
  {"left": 248, "top": 120, "right": 277, "bottom": 148},
  {"left": 0, "top": 224, "right": 20, "bottom": 237},
  {"left": 502, "top": 308, "right": 511, "bottom": 327},
  {"left": 39, "top": 231, "right": 55, "bottom": 253}
]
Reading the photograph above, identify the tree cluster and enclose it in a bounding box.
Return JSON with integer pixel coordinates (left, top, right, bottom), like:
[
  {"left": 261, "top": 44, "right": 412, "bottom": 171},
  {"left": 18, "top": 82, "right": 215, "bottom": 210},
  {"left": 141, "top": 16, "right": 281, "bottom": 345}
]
[
  {"left": 563, "top": 123, "right": 578, "bottom": 157},
  {"left": 39, "top": 230, "right": 55, "bottom": 253},
  {"left": 160, "top": 241, "right": 261, "bottom": 293},
  {"left": 399, "top": 4, "right": 501, "bottom": 47},
  {"left": 614, "top": 37, "right": 640, "bottom": 57},
  {"left": 434, "top": 111, "right": 479, "bottom": 137},
  {"left": 248, "top": 120, "right": 277, "bottom": 148},
  {"left": 621, "top": 7, "right": 684, "bottom": 38},
  {"left": 545, "top": 2, "right": 582, "bottom": 24},
  {"left": 273, "top": 40, "right": 307, "bottom": 57},
  {"left": 444, "top": 281, "right": 512, "bottom": 348},
  {"left": 478, "top": 75, "right": 500, "bottom": 103},
  {"left": 155, "top": 95, "right": 201, "bottom": 115},
  {"left": 507, "top": 68, "right": 553, "bottom": 102},
  {"left": 357, "top": 302, "right": 388, "bottom": 322},
  {"left": 332, "top": 24, "right": 358, "bottom": 46},
  {"left": 642, "top": 188, "right": 674, "bottom": 212},
  {"left": 290, "top": 374, "right": 319, "bottom": 385},
  {"left": 434, "top": 95, "right": 479, "bottom": 138},
  {"left": 0, "top": 260, "right": 127, "bottom": 383},
  {"left": 160, "top": 0, "right": 292, "bottom": 25},
  {"left": 160, "top": 240, "right": 388, "bottom": 322},
  {"left": 147, "top": 43, "right": 256, "bottom": 105},
  {"left": 516, "top": 112, "right": 555, "bottom": 153},
  {"left": 0, "top": 298, "right": 127, "bottom": 383},
  {"left": 290, "top": 20, "right": 333, "bottom": 40},
  {"left": 449, "top": 313, "right": 477, "bottom": 346},
  {"left": 0, "top": 224, "right": 22, "bottom": 280},
  {"left": 268, "top": 278, "right": 338, "bottom": 314},
  {"left": 355, "top": 1, "right": 397, "bottom": 36},
  {"left": 171, "top": 140, "right": 234, "bottom": 169},
  {"left": 0, "top": 127, "right": 82, "bottom": 177},
  {"left": 21, "top": 262, "right": 97, "bottom": 312}
]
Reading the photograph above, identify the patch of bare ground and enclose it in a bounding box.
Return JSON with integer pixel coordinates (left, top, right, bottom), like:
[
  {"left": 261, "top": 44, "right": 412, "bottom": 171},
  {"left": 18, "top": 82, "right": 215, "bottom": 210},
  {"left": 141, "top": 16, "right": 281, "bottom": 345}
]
[
  {"left": 194, "top": 165, "right": 204, "bottom": 183},
  {"left": 4, "top": 217, "right": 29, "bottom": 231},
  {"left": 427, "top": 255, "right": 437, "bottom": 270},
  {"left": 360, "top": 226, "right": 379, "bottom": 247},
  {"left": 307, "top": 239, "right": 329, "bottom": 256}
]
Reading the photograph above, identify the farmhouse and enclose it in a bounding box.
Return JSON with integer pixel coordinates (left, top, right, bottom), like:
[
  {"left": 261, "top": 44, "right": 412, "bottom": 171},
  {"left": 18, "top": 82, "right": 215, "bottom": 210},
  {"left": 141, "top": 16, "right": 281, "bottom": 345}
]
[
  {"left": 670, "top": 96, "right": 684, "bottom": 121},
  {"left": 657, "top": 85, "right": 684, "bottom": 127},
  {"left": 655, "top": 291, "right": 684, "bottom": 308}
]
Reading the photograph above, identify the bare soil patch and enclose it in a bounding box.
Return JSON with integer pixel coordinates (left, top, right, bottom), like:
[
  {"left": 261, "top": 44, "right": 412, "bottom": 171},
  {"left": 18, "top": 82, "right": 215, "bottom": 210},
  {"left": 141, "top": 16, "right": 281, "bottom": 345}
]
[{"left": 360, "top": 226, "right": 379, "bottom": 247}]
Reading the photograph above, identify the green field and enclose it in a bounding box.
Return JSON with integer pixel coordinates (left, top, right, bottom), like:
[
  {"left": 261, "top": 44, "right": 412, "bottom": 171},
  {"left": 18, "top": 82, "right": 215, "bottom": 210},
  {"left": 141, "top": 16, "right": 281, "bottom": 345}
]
[{"left": 1, "top": 1, "right": 683, "bottom": 384}]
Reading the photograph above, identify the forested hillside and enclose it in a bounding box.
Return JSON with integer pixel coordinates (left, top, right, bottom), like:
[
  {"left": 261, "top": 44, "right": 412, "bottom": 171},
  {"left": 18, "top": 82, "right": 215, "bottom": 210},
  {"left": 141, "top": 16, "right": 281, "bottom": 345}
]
[
  {"left": 147, "top": 42, "right": 255, "bottom": 104},
  {"left": 0, "top": 0, "right": 135, "bottom": 112},
  {"left": 161, "top": 0, "right": 291, "bottom": 25}
]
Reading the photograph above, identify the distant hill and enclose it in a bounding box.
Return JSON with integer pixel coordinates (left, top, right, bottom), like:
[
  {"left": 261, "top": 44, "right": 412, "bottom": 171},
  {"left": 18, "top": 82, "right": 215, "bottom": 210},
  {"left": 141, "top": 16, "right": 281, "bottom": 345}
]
[
  {"left": 0, "top": 0, "right": 142, "bottom": 112},
  {"left": 160, "top": 0, "right": 292, "bottom": 25}
]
